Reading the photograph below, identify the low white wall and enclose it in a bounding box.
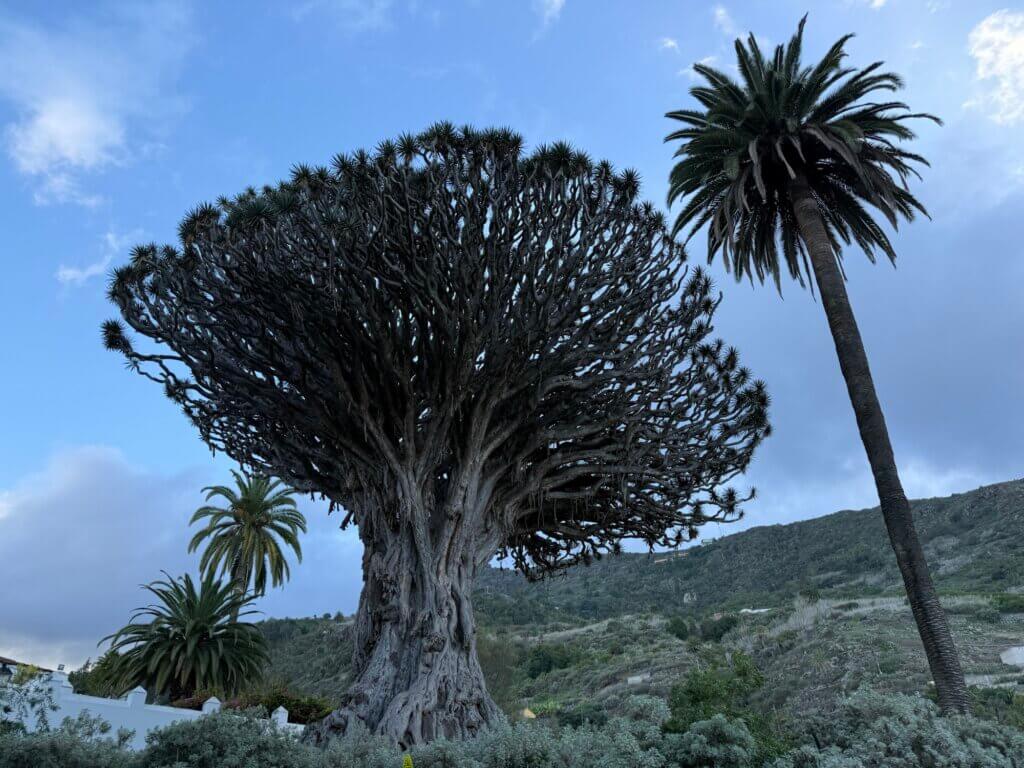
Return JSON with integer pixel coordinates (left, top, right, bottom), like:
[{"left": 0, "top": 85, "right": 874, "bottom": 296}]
[{"left": 29, "top": 671, "right": 304, "bottom": 750}]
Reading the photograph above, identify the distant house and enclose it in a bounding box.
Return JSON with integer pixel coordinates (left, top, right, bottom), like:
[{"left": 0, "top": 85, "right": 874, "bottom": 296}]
[{"left": 0, "top": 655, "right": 52, "bottom": 680}]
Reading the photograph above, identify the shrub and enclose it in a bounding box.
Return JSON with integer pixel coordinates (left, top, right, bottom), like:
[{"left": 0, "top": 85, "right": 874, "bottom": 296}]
[
  {"left": 525, "top": 644, "right": 579, "bottom": 678},
  {"left": 666, "top": 653, "right": 790, "bottom": 762},
  {"left": 993, "top": 593, "right": 1024, "bottom": 614},
  {"left": 70, "top": 651, "right": 126, "bottom": 698},
  {"left": 232, "top": 684, "right": 334, "bottom": 725},
  {"left": 665, "top": 652, "right": 764, "bottom": 732},
  {"left": 969, "top": 687, "right": 1024, "bottom": 730},
  {"left": 664, "top": 715, "right": 757, "bottom": 768},
  {"left": 771, "top": 689, "right": 1024, "bottom": 767},
  {"left": 0, "top": 671, "right": 57, "bottom": 733},
  {"left": 138, "top": 712, "right": 318, "bottom": 768},
  {"left": 0, "top": 711, "right": 135, "bottom": 768},
  {"left": 700, "top": 615, "right": 739, "bottom": 642},
  {"left": 667, "top": 616, "right": 693, "bottom": 641}
]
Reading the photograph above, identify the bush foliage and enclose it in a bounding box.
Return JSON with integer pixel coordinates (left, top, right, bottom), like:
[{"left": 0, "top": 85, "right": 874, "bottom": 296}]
[{"left": 1, "top": 691, "right": 1021, "bottom": 767}]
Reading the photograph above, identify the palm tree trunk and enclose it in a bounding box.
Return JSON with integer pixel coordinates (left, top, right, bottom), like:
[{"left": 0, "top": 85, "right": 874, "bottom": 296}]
[
  {"left": 229, "top": 553, "right": 249, "bottom": 623},
  {"left": 789, "top": 175, "right": 969, "bottom": 713}
]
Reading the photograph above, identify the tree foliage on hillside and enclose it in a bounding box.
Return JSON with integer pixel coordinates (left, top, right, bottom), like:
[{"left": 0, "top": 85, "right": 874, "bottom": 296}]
[{"left": 104, "top": 123, "right": 769, "bottom": 745}]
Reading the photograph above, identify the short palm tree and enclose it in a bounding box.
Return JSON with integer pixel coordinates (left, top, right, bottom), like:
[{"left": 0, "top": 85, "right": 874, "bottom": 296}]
[
  {"left": 103, "top": 572, "right": 268, "bottom": 700},
  {"left": 665, "top": 18, "right": 967, "bottom": 712},
  {"left": 188, "top": 470, "right": 306, "bottom": 612}
]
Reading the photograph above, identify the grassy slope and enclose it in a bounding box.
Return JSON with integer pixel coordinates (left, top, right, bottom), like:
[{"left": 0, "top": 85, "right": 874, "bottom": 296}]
[{"left": 258, "top": 479, "right": 1024, "bottom": 719}]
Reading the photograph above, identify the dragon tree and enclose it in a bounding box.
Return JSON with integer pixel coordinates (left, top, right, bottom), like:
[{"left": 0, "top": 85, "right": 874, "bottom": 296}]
[{"left": 103, "top": 125, "right": 770, "bottom": 745}]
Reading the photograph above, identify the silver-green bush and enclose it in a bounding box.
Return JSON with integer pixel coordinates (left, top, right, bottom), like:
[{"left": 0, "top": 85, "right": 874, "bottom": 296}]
[{"left": 771, "top": 690, "right": 1024, "bottom": 768}]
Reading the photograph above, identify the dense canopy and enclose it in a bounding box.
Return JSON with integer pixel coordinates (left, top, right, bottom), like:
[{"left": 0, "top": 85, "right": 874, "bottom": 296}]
[
  {"left": 104, "top": 124, "right": 769, "bottom": 744},
  {"left": 105, "top": 124, "right": 769, "bottom": 578}
]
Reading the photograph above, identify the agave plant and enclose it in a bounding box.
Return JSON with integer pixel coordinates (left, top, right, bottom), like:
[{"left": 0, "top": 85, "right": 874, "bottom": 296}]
[
  {"left": 103, "top": 572, "right": 268, "bottom": 700},
  {"left": 189, "top": 470, "right": 306, "bottom": 613},
  {"left": 664, "top": 18, "right": 966, "bottom": 712}
]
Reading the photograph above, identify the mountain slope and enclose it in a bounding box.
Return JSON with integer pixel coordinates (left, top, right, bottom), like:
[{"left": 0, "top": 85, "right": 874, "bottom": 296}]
[
  {"left": 258, "top": 479, "right": 1024, "bottom": 719},
  {"left": 475, "top": 478, "right": 1024, "bottom": 624}
]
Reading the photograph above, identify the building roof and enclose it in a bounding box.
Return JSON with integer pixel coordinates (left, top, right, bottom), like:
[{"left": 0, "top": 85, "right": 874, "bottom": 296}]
[{"left": 0, "top": 655, "right": 53, "bottom": 672}]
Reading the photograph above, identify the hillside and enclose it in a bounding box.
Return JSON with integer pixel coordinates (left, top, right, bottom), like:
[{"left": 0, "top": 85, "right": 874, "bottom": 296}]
[
  {"left": 259, "top": 479, "right": 1024, "bottom": 723},
  {"left": 475, "top": 478, "right": 1024, "bottom": 625}
]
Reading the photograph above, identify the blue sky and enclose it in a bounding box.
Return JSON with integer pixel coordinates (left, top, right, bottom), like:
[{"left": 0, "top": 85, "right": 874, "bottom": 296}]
[{"left": 1, "top": 0, "right": 1022, "bottom": 668}]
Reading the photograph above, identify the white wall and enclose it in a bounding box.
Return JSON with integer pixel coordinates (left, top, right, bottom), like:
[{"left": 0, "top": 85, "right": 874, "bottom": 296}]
[{"left": 27, "top": 671, "right": 304, "bottom": 750}]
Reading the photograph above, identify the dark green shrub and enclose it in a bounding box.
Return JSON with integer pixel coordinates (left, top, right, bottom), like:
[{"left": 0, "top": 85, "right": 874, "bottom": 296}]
[
  {"left": 525, "top": 644, "right": 578, "bottom": 678},
  {"left": 558, "top": 700, "right": 608, "bottom": 728},
  {"left": 993, "top": 593, "right": 1024, "bottom": 613},
  {"left": 969, "top": 686, "right": 1024, "bottom": 730},
  {"left": 231, "top": 685, "right": 333, "bottom": 724},
  {"left": 797, "top": 587, "right": 820, "bottom": 603},
  {"left": 667, "top": 615, "right": 693, "bottom": 641},
  {"left": 666, "top": 652, "right": 790, "bottom": 762},
  {"left": 700, "top": 614, "right": 739, "bottom": 642}
]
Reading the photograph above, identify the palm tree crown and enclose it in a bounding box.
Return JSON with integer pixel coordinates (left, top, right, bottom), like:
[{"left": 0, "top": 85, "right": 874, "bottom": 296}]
[
  {"left": 103, "top": 572, "right": 268, "bottom": 699},
  {"left": 666, "top": 16, "right": 940, "bottom": 289},
  {"left": 189, "top": 470, "right": 306, "bottom": 598}
]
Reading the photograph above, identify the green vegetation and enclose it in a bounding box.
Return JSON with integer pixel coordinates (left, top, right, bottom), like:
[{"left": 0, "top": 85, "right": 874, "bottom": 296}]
[
  {"left": 664, "top": 16, "right": 967, "bottom": 711},
  {"left": 665, "top": 652, "right": 789, "bottom": 761},
  {"left": 474, "top": 480, "right": 1024, "bottom": 625},
  {"left": 69, "top": 651, "right": 123, "bottom": 698},
  {"left": 103, "top": 572, "right": 269, "bottom": 700},
  {"left": 772, "top": 690, "right": 1024, "bottom": 767},
  {"left": 3, "top": 691, "right": 1022, "bottom": 767},
  {"left": 993, "top": 593, "right": 1024, "bottom": 614},
  {"left": 188, "top": 470, "right": 306, "bottom": 606}
]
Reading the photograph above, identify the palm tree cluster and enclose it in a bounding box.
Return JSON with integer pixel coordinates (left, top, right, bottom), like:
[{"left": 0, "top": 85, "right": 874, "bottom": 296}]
[
  {"left": 664, "top": 17, "right": 965, "bottom": 712},
  {"left": 97, "top": 471, "right": 304, "bottom": 701},
  {"left": 103, "top": 572, "right": 269, "bottom": 701},
  {"left": 92, "top": 13, "right": 968, "bottom": 745}
]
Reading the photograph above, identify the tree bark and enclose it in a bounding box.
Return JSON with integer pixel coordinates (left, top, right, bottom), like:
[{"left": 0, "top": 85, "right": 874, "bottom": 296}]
[
  {"left": 305, "top": 503, "right": 504, "bottom": 747},
  {"left": 789, "top": 175, "right": 969, "bottom": 713}
]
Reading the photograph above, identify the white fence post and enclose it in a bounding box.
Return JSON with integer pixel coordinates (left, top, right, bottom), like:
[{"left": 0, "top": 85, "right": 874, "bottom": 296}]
[
  {"left": 126, "top": 686, "right": 147, "bottom": 707},
  {"left": 20, "top": 668, "right": 302, "bottom": 749},
  {"left": 201, "top": 696, "right": 221, "bottom": 715}
]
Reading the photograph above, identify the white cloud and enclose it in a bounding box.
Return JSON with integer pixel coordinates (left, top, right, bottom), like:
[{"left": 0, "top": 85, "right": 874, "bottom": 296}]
[
  {"left": 712, "top": 5, "right": 737, "bottom": 36},
  {"left": 659, "top": 37, "right": 679, "bottom": 52},
  {"left": 680, "top": 55, "right": 720, "bottom": 81},
  {"left": 534, "top": 0, "right": 565, "bottom": 29},
  {"left": 56, "top": 229, "right": 145, "bottom": 288},
  {"left": 0, "top": 3, "right": 192, "bottom": 205},
  {"left": 966, "top": 10, "right": 1024, "bottom": 125}
]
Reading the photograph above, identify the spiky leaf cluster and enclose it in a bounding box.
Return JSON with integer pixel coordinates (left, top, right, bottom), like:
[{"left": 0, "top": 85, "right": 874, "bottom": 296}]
[
  {"left": 103, "top": 572, "right": 268, "bottom": 698},
  {"left": 666, "top": 17, "right": 940, "bottom": 289},
  {"left": 104, "top": 123, "right": 769, "bottom": 577},
  {"left": 189, "top": 470, "right": 306, "bottom": 597}
]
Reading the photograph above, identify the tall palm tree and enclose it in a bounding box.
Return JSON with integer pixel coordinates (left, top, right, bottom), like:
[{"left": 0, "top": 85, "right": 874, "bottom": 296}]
[
  {"left": 104, "top": 572, "right": 268, "bottom": 700},
  {"left": 189, "top": 470, "right": 306, "bottom": 613},
  {"left": 665, "top": 18, "right": 967, "bottom": 712}
]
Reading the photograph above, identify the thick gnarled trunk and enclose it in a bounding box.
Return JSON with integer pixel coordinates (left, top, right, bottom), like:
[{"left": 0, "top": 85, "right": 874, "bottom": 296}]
[
  {"left": 306, "top": 502, "right": 503, "bottom": 747},
  {"left": 789, "top": 175, "right": 969, "bottom": 713}
]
